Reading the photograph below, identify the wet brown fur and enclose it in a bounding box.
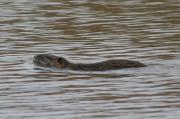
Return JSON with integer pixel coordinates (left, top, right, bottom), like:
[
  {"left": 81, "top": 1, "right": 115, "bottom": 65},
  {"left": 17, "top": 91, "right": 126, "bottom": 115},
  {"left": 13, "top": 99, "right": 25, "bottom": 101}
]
[{"left": 34, "top": 54, "right": 146, "bottom": 71}]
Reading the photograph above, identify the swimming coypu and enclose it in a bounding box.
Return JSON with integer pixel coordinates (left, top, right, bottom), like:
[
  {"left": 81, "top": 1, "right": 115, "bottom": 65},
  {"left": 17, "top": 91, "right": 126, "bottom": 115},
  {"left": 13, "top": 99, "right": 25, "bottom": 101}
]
[{"left": 33, "top": 54, "right": 146, "bottom": 71}]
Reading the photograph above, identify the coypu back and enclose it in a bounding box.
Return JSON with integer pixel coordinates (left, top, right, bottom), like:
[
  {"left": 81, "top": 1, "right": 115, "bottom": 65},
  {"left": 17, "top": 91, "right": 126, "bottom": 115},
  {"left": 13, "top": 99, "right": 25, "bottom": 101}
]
[
  {"left": 69, "top": 59, "right": 146, "bottom": 71},
  {"left": 33, "top": 54, "right": 146, "bottom": 71}
]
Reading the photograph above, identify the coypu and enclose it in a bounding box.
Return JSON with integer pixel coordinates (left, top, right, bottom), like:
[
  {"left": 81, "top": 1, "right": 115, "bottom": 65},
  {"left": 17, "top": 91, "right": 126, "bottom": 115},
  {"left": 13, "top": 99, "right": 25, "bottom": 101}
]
[{"left": 33, "top": 54, "right": 146, "bottom": 71}]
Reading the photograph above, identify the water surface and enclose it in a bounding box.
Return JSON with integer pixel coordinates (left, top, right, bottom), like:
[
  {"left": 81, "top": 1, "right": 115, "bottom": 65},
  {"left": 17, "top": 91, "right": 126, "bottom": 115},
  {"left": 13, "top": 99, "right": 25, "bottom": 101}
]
[{"left": 0, "top": 0, "right": 180, "bottom": 119}]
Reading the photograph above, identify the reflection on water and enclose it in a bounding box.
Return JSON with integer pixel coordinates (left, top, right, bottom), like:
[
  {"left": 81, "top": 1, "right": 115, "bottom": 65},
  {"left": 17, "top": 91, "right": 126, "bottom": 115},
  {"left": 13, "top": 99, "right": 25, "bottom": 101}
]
[{"left": 0, "top": 0, "right": 180, "bottom": 119}]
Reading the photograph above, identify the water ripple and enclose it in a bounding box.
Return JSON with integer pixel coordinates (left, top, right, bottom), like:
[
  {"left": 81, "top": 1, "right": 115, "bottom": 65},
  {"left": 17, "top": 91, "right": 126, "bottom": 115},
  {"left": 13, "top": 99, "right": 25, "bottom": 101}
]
[{"left": 0, "top": 0, "right": 180, "bottom": 119}]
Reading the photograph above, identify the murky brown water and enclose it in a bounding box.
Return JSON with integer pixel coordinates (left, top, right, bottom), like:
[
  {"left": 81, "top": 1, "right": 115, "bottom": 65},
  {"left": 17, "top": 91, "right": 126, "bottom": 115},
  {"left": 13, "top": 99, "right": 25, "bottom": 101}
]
[{"left": 0, "top": 0, "right": 180, "bottom": 119}]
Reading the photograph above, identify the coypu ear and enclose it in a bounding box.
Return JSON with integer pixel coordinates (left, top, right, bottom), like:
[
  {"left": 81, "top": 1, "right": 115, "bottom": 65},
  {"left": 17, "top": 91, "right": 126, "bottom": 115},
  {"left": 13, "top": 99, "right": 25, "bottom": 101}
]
[{"left": 57, "top": 57, "right": 68, "bottom": 68}]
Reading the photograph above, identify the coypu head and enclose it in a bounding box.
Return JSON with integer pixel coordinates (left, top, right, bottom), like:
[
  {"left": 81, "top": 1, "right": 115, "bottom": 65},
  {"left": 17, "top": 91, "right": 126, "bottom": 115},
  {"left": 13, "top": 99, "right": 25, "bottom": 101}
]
[{"left": 33, "top": 54, "right": 70, "bottom": 68}]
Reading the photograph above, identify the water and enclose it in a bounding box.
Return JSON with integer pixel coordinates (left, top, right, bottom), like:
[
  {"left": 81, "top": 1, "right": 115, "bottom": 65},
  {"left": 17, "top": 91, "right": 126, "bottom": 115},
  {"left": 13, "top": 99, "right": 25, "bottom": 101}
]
[{"left": 0, "top": 0, "right": 180, "bottom": 119}]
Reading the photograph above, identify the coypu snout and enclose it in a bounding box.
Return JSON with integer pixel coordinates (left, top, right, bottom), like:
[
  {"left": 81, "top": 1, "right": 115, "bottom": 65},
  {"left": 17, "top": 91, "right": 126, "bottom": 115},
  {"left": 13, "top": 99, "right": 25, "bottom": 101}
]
[{"left": 33, "top": 54, "right": 68, "bottom": 68}]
